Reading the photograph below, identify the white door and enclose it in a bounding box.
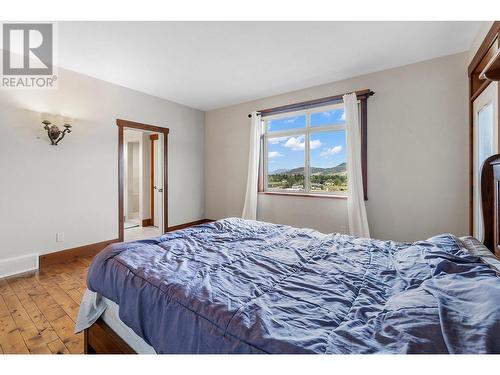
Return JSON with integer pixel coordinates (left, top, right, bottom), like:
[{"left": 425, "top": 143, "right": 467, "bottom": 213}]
[
  {"left": 154, "top": 134, "right": 164, "bottom": 232},
  {"left": 473, "top": 81, "right": 498, "bottom": 240}
]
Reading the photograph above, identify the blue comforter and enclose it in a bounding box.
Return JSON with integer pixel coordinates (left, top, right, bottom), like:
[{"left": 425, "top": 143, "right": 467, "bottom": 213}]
[{"left": 87, "top": 218, "right": 500, "bottom": 353}]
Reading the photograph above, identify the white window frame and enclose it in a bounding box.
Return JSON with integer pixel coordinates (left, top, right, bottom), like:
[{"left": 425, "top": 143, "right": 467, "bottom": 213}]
[{"left": 263, "top": 103, "right": 347, "bottom": 196}]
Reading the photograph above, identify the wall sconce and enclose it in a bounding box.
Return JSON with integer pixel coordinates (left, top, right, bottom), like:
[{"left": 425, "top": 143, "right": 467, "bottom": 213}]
[{"left": 41, "top": 114, "right": 73, "bottom": 146}]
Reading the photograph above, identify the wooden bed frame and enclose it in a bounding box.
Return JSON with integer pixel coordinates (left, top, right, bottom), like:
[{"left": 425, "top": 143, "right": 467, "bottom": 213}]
[
  {"left": 84, "top": 318, "right": 136, "bottom": 354},
  {"left": 84, "top": 156, "right": 500, "bottom": 354},
  {"left": 481, "top": 153, "right": 500, "bottom": 258}
]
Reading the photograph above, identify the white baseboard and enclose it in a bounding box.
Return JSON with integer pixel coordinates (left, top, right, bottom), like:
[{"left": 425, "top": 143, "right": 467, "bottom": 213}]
[{"left": 0, "top": 253, "right": 39, "bottom": 279}]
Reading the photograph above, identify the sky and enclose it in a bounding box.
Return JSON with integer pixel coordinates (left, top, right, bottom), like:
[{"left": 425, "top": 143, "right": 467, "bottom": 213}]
[{"left": 267, "top": 109, "right": 347, "bottom": 173}]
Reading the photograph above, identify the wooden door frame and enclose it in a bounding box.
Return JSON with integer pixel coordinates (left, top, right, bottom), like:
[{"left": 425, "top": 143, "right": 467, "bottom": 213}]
[
  {"left": 150, "top": 134, "right": 159, "bottom": 226},
  {"left": 117, "top": 119, "right": 169, "bottom": 242},
  {"left": 468, "top": 22, "right": 500, "bottom": 235}
]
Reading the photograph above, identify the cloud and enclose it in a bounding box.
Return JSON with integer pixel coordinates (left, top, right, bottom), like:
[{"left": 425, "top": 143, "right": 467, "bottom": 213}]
[
  {"left": 285, "top": 117, "right": 297, "bottom": 123},
  {"left": 268, "top": 151, "right": 283, "bottom": 159},
  {"left": 320, "top": 145, "right": 343, "bottom": 157},
  {"left": 318, "top": 109, "right": 345, "bottom": 123},
  {"left": 268, "top": 136, "right": 287, "bottom": 145},
  {"left": 310, "top": 140, "right": 321, "bottom": 150},
  {"left": 284, "top": 136, "right": 304, "bottom": 150},
  {"left": 283, "top": 136, "right": 322, "bottom": 151}
]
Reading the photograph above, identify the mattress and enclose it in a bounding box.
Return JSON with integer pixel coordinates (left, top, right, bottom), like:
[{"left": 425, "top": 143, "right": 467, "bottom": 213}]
[
  {"left": 78, "top": 218, "right": 500, "bottom": 354},
  {"left": 101, "top": 297, "right": 156, "bottom": 354},
  {"left": 75, "top": 289, "right": 155, "bottom": 353}
]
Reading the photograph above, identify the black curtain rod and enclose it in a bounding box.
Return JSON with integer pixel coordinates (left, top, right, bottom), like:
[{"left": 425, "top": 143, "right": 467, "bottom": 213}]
[{"left": 248, "top": 89, "right": 375, "bottom": 118}]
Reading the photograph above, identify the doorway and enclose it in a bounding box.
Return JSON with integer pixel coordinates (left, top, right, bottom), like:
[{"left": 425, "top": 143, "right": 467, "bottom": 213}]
[
  {"left": 124, "top": 135, "right": 141, "bottom": 230},
  {"left": 149, "top": 134, "right": 162, "bottom": 228},
  {"left": 472, "top": 81, "right": 498, "bottom": 240},
  {"left": 117, "top": 119, "right": 169, "bottom": 242}
]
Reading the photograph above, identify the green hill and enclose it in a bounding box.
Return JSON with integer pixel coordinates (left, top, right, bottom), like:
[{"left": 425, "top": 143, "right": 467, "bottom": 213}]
[{"left": 270, "top": 162, "right": 346, "bottom": 175}]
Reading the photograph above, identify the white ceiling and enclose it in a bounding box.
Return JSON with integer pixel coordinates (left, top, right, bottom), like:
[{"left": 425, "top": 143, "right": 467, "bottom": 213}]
[{"left": 57, "top": 21, "right": 483, "bottom": 111}]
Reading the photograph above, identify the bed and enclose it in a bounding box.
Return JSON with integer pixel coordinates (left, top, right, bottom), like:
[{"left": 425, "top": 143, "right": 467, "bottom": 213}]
[{"left": 75, "top": 155, "right": 500, "bottom": 354}]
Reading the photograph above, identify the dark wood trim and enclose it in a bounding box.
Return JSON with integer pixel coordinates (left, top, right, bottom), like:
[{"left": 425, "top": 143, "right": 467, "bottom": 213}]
[
  {"left": 468, "top": 22, "right": 500, "bottom": 75},
  {"left": 118, "top": 125, "right": 124, "bottom": 242},
  {"left": 258, "top": 192, "right": 347, "bottom": 200},
  {"left": 480, "top": 49, "right": 500, "bottom": 81},
  {"left": 39, "top": 239, "right": 119, "bottom": 268},
  {"left": 360, "top": 98, "right": 368, "bottom": 200},
  {"left": 117, "top": 119, "right": 169, "bottom": 241},
  {"left": 257, "top": 89, "right": 374, "bottom": 117},
  {"left": 469, "top": 74, "right": 474, "bottom": 235},
  {"left": 150, "top": 134, "right": 158, "bottom": 226},
  {"left": 167, "top": 219, "right": 214, "bottom": 232},
  {"left": 116, "top": 119, "right": 170, "bottom": 135},
  {"left": 84, "top": 318, "right": 136, "bottom": 354},
  {"left": 141, "top": 218, "right": 152, "bottom": 227},
  {"left": 470, "top": 80, "right": 491, "bottom": 102}
]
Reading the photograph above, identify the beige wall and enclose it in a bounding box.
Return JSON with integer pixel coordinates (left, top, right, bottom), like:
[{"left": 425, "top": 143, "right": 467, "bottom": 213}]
[
  {"left": 0, "top": 67, "right": 205, "bottom": 261},
  {"left": 205, "top": 52, "right": 469, "bottom": 242}
]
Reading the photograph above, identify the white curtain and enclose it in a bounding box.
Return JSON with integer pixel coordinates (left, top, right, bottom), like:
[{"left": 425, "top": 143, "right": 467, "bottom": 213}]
[
  {"left": 343, "top": 93, "right": 370, "bottom": 238},
  {"left": 242, "top": 112, "right": 261, "bottom": 220}
]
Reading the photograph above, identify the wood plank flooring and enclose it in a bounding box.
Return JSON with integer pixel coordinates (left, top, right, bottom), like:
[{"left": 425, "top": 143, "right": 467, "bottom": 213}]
[{"left": 0, "top": 255, "right": 93, "bottom": 354}]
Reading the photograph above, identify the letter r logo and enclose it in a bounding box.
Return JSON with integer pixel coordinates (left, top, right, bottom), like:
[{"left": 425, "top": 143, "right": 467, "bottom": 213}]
[{"left": 2, "top": 23, "right": 53, "bottom": 75}]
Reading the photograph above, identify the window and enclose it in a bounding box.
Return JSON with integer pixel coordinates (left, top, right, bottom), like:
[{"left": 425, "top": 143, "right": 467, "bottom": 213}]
[{"left": 263, "top": 103, "right": 348, "bottom": 195}]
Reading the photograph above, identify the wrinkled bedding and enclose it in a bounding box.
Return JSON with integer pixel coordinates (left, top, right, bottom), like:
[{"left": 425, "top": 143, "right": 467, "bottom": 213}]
[{"left": 86, "top": 218, "right": 500, "bottom": 354}]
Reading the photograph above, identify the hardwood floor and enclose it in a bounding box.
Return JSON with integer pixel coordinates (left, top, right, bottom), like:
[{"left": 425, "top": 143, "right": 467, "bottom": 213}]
[
  {"left": 0, "top": 221, "right": 213, "bottom": 354},
  {"left": 0, "top": 255, "right": 93, "bottom": 354}
]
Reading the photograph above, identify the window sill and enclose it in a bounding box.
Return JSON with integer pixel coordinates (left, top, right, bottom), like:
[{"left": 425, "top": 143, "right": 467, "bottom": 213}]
[{"left": 258, "top": 191, "right": 347, "bottom": 200}]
